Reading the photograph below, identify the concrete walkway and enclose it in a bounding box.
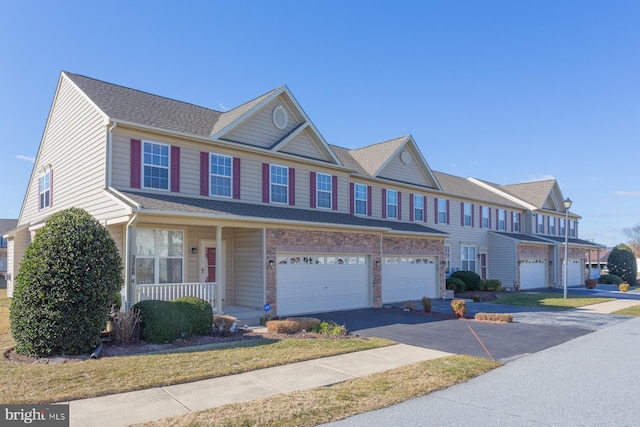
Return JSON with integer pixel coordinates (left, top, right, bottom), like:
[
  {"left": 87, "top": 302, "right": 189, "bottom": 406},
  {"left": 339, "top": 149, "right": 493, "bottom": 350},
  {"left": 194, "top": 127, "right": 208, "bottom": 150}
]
[
  {"left": 576, "top": 298, "right": 640, "bottom": 313},
  {"left": 67, "top": 344, "right": 452, "bottom": 427}
]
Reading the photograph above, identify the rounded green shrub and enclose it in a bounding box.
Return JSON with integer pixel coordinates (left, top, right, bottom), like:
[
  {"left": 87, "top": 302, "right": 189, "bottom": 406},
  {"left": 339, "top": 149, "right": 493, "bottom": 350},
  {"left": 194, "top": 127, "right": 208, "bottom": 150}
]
[
  {"left": 481, "top": 279, "right": 503, "bottom": 291},
  {"left": 10, "top": 208, "right": 123, "bottom": 356},
  {"left": 173, "top": 296, "right": 214, "bottom": 336},
  {"left": 450, "top": 270, "right": 482, "bottom": 291},
  {"left": 133, "top": 300, "right": 192, "bottom": 343},
  {"left": 607, "top": 246, "right": 637, "bottom": 285},
  {"left": 600, "top": 274, "right": 623, "bottom": 285},
  {"left": 446, "top": 277, "right": 466, "bottom": 292}
]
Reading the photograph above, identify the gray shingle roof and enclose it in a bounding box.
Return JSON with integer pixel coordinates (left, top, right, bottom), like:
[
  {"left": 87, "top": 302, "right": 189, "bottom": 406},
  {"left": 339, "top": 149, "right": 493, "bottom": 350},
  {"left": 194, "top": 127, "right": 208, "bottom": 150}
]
[
  {"left": 433, "top": 172, "right": 524, "bottom": 208},
  {"left": 0, "top": 219, "right": 18, "bottom": 235},
  {"left": 538, "top": 235, "right": 606, "bottom": 248},
  {"left": 63, "top": 71, "right": 280, "bottom": 138},
  {"left": 117, "top": 191, "right": 448, "bottom": 236},
  {"left": 490, "top": 231, "right": 556, "bottom": 244},
  {"left": 501, "top": 180, "right": 557, "bottom": 209},
  {"left": 347, "top": 137, "right": 407, "bottom": 176}
]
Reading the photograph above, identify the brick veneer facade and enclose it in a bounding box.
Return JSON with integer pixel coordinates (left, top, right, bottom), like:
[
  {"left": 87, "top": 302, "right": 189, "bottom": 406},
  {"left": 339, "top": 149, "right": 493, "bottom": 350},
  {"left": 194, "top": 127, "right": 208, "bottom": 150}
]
[{"left": 265, "top": 228, "right": 444, "bottom": 315}]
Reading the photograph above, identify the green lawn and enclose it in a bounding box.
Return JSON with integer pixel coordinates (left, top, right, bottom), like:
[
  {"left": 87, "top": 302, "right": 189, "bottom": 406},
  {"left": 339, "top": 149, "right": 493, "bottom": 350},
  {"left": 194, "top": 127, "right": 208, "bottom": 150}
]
[
  {"left": 612, "top": 305, "right": 640, "bottom": 316},
  {"left": 491, "top": 292, "right": 615, "bottom": 309}
]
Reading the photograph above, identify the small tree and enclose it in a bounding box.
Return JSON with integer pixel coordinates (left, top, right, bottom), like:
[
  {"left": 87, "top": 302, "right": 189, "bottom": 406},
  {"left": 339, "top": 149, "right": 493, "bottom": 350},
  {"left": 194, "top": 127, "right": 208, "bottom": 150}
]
[
  {"left": 607, "top": 244, "right": 637, "bottom": 285},
  {"left": 10, "top": 208, "right": 123, "bottom": 356}
]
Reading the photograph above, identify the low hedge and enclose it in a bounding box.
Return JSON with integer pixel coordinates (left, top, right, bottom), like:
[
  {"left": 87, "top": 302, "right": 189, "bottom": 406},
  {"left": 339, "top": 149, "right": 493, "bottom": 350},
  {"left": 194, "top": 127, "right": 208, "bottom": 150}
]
[
  {"left": 451, "top": 271, "right": 482, "bottom": 291},
  {"left": 266, "top": 317, "right": 321, "bottom": 334},
  {"left": 446, "top": 277, "right": 466, "bottom": 292},
  {"left": 133, "top": 297, "right": 213, "bottom": 343},
  {"left": 600, "top": 274, "right": 623, "bottom": 285},
  {"left": 481, "top": 279, "right": 503, "bottom": 291}
]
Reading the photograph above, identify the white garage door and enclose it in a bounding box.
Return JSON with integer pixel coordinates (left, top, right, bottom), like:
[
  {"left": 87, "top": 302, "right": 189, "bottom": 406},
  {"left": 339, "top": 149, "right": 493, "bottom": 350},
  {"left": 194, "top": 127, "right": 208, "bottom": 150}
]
[
  {"left": 277, "top": 254, "right": 370, "bottom": 316},
  {"left": 519, "top": 259, "right": 547, "bottom": 290},
  {"left": 382, "top": 257, "right": 438, "bottom": 303},
  {"left": 567, "top": 259, "right": 583, "bottom": 286}
]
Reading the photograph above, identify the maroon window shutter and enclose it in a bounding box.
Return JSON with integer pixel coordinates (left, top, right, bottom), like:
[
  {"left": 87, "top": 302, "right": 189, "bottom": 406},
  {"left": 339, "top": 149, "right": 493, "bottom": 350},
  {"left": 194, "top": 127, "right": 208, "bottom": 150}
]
[
  {"left": 382, "top": 189, "right": 387, "bottom": 218},
  {"left": 397, "top": 191, "right": 402, "bottom": 220},
  {"left": 434, "top": 198, "right": 439, "bottom": 224},
  {"left": 446, "top": 200, "right": 450, "bottom": 225},
  {"left": 409, "top": 194, "right": 414, "bottom": 222},
  {"left": 367, "top": 186, "right": 372, "bottom": 217},
  {"left": 200, "top": 152, "right": 209, "bottom": 196},
  {"left": 423, "top": 196, "right": 428, "bottom": 223},
  {"left": 262, "top": 163, "right": 270, "bottom": 203},
  {"left": 332, "top": 175, "right": 338, "bottom": 210},
  {"left": 471, "top": 204, "right": 475, "bottom": 227},
  {"left": 496, "top": 210, "right": 499, "bottom": 230},
  {"left": 288, "top": 167, "right": 295, "bottom": 206},
  {"left": 310, "top": 172, "right": 316, "bottom": 208},
  {"left": 232, "top": 157, "right": 241, "bottom": 199},
  {"left": 130, "top": 139, "right": 141, "bottom": 188},
  {"left": 170, "top": 146, "right": 180, "bottom": 192},
  {"left": 349, "top": 182, "right": 355, "bottom": 215},
  {"left": 460, "top": 202, "right": 465, "bottom": 226}
]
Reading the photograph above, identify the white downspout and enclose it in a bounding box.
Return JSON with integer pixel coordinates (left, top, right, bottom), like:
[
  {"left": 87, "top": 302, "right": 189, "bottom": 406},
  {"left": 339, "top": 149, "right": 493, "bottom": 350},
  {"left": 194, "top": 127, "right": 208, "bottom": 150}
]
[
  {"left": 216, "top": 226, "right": 223, "bottom": 314},
  {"left": 124, "top": 211, "right": 138, "bottom": 310},
  {"left": 106, "top": 122, "right": 117, "bottom": 188}
]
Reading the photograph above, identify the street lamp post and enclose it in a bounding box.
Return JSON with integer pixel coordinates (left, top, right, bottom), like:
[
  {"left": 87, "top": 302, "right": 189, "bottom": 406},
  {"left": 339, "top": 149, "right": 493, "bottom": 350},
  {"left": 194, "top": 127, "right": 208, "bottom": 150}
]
[{"left": 563, "top": 197, "right": 572, "bottom": 299}]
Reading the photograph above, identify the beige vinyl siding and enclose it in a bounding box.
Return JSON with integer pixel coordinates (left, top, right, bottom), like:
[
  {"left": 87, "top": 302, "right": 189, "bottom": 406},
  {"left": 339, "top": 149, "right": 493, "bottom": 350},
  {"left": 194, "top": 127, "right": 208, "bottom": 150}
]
[
  {"left": 279, "top": 130, "right": 328, "bottom": 160},
  {"left": 488, "top": 233, "right": 518, "bottom": 286},
  {"left": 6, "top": 230, "right": 30, "bottom": 297},
  {"left": 185, "top": 225, "right": 217, "bottom": 283},
  {"left": 19, "top": 76, "right": 126, "bottom": 227},
  {"left": 378, "top": 154, "right": 431, "bottom": 187},
  {"left": 106, "top": 224, "right": 125, "bottom": 263},
  {"left": 232, "top": 228, "right": 263, "bottom": 308},
  {"left": 223, "top": 99, "right": 301, "bottom": 149}
]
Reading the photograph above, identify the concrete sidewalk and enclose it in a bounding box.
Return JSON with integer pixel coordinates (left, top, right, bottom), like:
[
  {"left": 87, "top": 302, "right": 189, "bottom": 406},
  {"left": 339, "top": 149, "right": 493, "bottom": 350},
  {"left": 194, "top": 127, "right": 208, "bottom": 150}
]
[
  {"left": 576, "top": 298, "right": 640, "bottom": 313},
  {"left": 67, "top": 344, "right": 452, "bottom": 427}
]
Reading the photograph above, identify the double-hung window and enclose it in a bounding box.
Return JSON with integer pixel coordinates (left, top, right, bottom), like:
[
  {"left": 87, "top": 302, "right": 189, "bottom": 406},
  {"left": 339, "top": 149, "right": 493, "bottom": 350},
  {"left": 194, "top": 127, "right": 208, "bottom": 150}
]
[
  {"left": 537, "top": 214, "right": 544, "bottom": 234},
  {"left": 135, "top": 229, "right": 184, "bottom": 285},
  {"left": 569, "top": 220, "right": 576, "bottom": 237},
  {"left": 497, "top": 209, "right": 506, "bottom": 231},
  {"left": 39, "top": 169, "right": 51, "bottom": 209},
  {"left": 560, "top": 218, "right": 566, "bottom": 236},
  {"left": 270, "top": 165, "right": 289, "bottom": 204},
  {"left": 209, "top": 153, "right": 232, "bottom": 197},
  {"left": 549, "top": 216, "right": 556, "bottom": 235},
  {"left": 481, "top": 206, "right": 489, "bottom": 228},
  {"left": 143, "top": 141, "right": 170, "bottom": 190},
  {"left": 386, "top": 190, "right": 398, "bottom": 219},
  {"left": 512, "top": 212, "right": 520, "bottom": 232},
  {"left": 461, "top": 246, "right": 476, "bottom": 272},
  {"left": 316, "top": 173, "right": 332, "bottom": 209},
  {"left": 354, "top": 184, "right": 367, "bottom": 215},
  {"left": 438, "top": 199, "right": 448, "bottom": 224},
  {"left": 413, "top": 194, "right": 424, "bottom": 222},
  {"left": 463, "top": 203, "right": 472, "bottom": 226}
]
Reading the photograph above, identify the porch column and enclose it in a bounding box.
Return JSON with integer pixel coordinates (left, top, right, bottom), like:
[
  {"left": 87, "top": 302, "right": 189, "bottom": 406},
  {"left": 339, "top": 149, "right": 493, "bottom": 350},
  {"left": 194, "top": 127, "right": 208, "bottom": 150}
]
[{"left": 216, "top": 226, "right": 223, "bottom": 314}]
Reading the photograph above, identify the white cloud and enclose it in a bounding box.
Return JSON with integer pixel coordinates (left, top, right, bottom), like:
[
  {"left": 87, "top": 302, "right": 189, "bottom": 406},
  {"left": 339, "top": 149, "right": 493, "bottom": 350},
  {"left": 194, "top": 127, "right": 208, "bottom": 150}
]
[
  {"left": 615, "top": 191, "right": 640, "bottom": 197},
  {"left": 16, "top": 154, "right": 35, "bottom": 163},
  {"left": 527, "top": 174, "right": 556, "bottom": 182},
  {"left": 218, "top": 102, "right": 228, "bottom": 111}
]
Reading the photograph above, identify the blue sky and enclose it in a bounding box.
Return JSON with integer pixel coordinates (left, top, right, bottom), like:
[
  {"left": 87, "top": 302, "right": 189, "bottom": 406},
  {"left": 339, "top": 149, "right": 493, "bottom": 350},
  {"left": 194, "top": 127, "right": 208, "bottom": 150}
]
[{"left": 1, "top": 1, "right": 638, "bottom": 247}]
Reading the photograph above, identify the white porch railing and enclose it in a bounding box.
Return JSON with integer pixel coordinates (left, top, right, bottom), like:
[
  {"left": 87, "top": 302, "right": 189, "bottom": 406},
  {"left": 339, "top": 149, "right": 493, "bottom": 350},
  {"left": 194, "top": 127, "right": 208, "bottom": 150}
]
[{"left": 135, "top": 282, "right": 218, "bottom": 312}]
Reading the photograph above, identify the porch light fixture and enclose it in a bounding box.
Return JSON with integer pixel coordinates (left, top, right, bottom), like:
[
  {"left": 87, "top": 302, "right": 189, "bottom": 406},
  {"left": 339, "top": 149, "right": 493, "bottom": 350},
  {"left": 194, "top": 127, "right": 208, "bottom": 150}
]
[
  {"left": 191, "top": 247, "right": 198, "bottom": 255},
  {"left": 375, "top": 260, "right": 380, "bottom": 267},
  {"left": 563, "top": 198, "right": 572, "bottom": 299},
  {"left": 268, "top": 259, "right": 274, "bottom": 268}
]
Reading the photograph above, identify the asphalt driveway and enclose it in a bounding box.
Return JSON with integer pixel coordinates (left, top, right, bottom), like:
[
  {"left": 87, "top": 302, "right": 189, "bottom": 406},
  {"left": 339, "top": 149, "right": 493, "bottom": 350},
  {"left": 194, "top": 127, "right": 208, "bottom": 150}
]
[{"left": 309, "top": 298, "right": 628, "bottom": 361}]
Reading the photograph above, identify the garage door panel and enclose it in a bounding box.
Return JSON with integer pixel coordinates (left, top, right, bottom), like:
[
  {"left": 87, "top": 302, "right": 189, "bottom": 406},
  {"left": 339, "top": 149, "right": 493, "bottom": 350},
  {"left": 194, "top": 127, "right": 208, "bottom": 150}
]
[
  {"left": 520, "top": 259, "right": 546, "bottom": 290},
  {"left": 277, "top": 254, "right": 370, "bottom": 316},
  {"left": 382, "top": 257, "right": 438, "bottom": 303},
  {"left": 567, "top": 259, "right": 582, "bottom": 287}
]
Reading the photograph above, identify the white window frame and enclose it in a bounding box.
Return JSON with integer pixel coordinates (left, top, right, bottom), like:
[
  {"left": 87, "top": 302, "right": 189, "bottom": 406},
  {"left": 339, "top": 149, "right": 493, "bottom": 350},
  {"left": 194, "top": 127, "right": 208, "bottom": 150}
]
[
  {"left": 444, "top": 245, "right": 451, "bottom": 274},
  {"left": 354, "top": 183, "right": 367, "bottom": 215},
  {"left": 498, "top": 209, "right": 506, "bottom": 231},
  {"left": 438, "top": 199, "right": 448, "bottom": 224},
  {"left": 386, "top": 189, "right": 398, "bottom": 219},
  {"left": 512, "top": 212, "right": 520, "bottom": 232},
  {"left": 560, "top": 218, "right": 566, "bottom": 236},
  {"left": 481, "top": 206, "right": 489, "bottom": 228},
  {"left": 270, "top": 164, "right": 289, "bottom": 204},
  {"left": 413, "top": 194, "right": 424, "bottom": 222},
  {"left": 461, "top": 245, "right": 476, "bottom": 272},
  {"left": 38, "top": 169, "right": 51, "bottom": 210},
  {"left": 549, "top": 216, "right": 556, "bottom": 235},
  {"left": 209, "top": 153, "right": 232, "bottom": 197},
  {"left": 463, "top": 203, "right": 472, "bottom": 227},
  {"left": 316, "top": 173, "right": 332, "bottom": 209},
  {"left": 569, "top": 220, "right": 576, "bottom": 237},
  {"left": 135, "top": 228, "right": 184, "bottom": 285},
  {"left": 142, "top": 140, "right": 170, "bottom": 190}
]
